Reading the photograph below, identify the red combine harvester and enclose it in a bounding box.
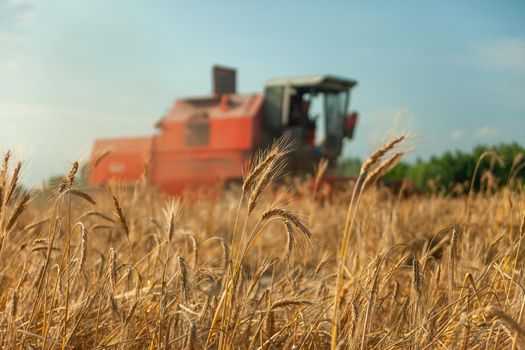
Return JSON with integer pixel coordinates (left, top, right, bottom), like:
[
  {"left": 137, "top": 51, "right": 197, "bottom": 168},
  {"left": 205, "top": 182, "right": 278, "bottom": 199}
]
[{"left": 90, "top": 66, "right": 358, "bottom": 195}]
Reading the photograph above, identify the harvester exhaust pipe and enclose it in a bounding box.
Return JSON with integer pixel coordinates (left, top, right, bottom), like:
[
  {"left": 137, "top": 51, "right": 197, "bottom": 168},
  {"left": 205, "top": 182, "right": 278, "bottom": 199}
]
[{"left": 213, "top": 65, "right": 236, "bottom": 95}]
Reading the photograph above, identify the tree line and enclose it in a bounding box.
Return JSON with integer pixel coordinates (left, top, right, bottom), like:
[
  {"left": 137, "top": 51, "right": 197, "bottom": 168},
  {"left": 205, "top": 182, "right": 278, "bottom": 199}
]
[{"left": 338, "top": 142, "right": 525, "bottom": 193}]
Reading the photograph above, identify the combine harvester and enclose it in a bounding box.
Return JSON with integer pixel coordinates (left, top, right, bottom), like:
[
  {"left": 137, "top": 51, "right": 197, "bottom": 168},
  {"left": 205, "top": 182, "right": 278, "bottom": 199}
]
[{"left": 90, "top": 66, "right": 358, "bottom": 195}]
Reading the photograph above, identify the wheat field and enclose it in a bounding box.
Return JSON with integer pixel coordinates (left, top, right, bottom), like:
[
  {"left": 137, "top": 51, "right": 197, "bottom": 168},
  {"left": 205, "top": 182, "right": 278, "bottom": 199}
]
[{"left": 0, "top": 136, "right": 524, "bottom": 349}]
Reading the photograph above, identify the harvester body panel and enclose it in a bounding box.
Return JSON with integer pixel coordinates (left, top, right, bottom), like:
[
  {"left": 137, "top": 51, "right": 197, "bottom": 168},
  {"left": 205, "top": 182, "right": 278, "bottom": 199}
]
[
  {"left": 90, "top": 136, "right": 153, "bottom": 184},
  {"left": 90, "top": 93, "right": 265, "bottom": 195},
  {"left": 150, "top": 94, "right": 264, "bottom": 194}
]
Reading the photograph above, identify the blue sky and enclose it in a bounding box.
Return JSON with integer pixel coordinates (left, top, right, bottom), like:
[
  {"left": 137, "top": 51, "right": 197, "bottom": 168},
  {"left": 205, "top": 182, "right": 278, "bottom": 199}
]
[{"left": 1, "top": 0, "right": 524, "bottom": 185}]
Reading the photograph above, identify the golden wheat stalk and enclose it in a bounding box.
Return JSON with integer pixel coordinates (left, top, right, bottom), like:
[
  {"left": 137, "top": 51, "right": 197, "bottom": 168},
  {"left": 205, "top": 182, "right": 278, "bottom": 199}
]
[
  {"left": 448, "top": 228, "right": 458, "bottom": 298},
  {"left": 67, "top": 161, "right": 79, "bottom": 187},
  {"left": 243, "top": 149, "right": 279, "bottom": 193},
  {"left": 242, "top": 132, "right": 292, "bottom": 193},
  {"left": 331, "top": 135, "right": 406, "bottom": 349},
  {"left": 111, "top": 192, "right": 134, "bottom": 259},
  {"left": 486, "top": 306, "right": 525, "bottom": 347},
  {"left": 109, "top": 247, "right": 117, "bottom": 290},
  {"left": 186, "top": 321, "right": 197, "bottom": 350},
  {"left": 283, "top": 220, "right": 295, "bottom": 265},
  {"left": 179, "top": 256, "right": 191, "bottom": 302},
  {"left": 6, "top": 192, "right": 30, "bottom": 231},
  {"left": 0, "top": 150, "right": 11, "bottom": 213},
  {"left": 4, "top": 161, "right": 21, "bottom": 206},
  {"left": 221, "top": 239, "right": 230, "bottom": 270},
  {"left": 247, "top": 162, "right": 276, "bottom": 214},
  {"left": 77, "top": 225, "right": 88, "bottom": 277},
  {"left": 69, "top": 189, "right": 96, "bottom": 205},
  {"left": 361, "top": 152, "right": 404, "bottom": 192},
  {"left": 359, "top": 135, "right": 405, "bottom": 176},
  {"left": 261, "top": 208, "right": 312, "bottom": 239},
  {"left": 77, "top": 211, "right": 114, "bottom": 223}
]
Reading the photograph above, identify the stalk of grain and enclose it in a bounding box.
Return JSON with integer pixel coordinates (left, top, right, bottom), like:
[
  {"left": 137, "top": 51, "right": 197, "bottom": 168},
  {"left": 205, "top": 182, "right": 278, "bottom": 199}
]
[
  {"left": 361, "top": 152, "right": 404, "bottom": 192},
  {"left": 109, "top": 247, "right": 117, "bottom": 290},
  {"left": 448, "top": 229, "right": 458, "bottom": 300},
  {"left": 68, "top": 189, "right": 96, "bottom": 205},
  {"left": 247, "top": 159, "right": 277, "bottom": 215},
  {"left": 242, "top": 132, "right": 292, "bottom": 193},
  {"left": 264, "top": 291, "right": 275, "bottom": 341},
  {"left": 486, "top": 306, "right": 525, "bottom": 349},
  {"left": 187, "top": 234, "right": 199, "bottom": 269},
  {"left": 163, "top": 200, "right": 179, "bottom": 243},
  {"left": 360, "top": 257, "right": 382, "bottom": 350},
  {"left": 360, "top": 136, "right": 405, "bottom": 177},
  {"left": 283, "top": 220, "right": 295, "bottom": 266},
  {"left": 76, "top": 225, "right": 88, "bottom": 278},
  {"left": 331, "top": 136, "right": 405, "bottom": 349},
  {"left": 78, "top": 211, "right": 114, "bottom": 222},
  {"left": 179, "top": 256, "right": 191, "bottom": 302},
  {"left": 6, "top": 191, "right": 30, "bottom": 231},
  {"left": 243, "top": 148, "right": 279, "bottom": 194},
  {"left": 9, "top": 289, "right": 18, "bottom": 348},
  {"left": 111, "top": 193, "right": 134, "bottom": 258},
  {"left": 186, "top": 322, "right": 197, "bottom": 350},
  {"left": 3, "top": 161, "right": 21, "bottom": 206},
  {"left": 210, "top": 134, "right": 292, "bottom": 349},
  {"left": 261, "top": 208, "right": 312, "bottom": 239},
  {"left": 0, "top": 151, "right": 11, "bottom": 214},
  {"left": 309, "top": 158, "right": 329, "bottom": 226},
  {"left": 412, "top": 256, "right": 424, "bottom": 344}
]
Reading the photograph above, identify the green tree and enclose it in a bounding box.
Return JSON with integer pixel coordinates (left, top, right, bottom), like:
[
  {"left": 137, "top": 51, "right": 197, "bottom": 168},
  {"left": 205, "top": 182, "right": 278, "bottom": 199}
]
[{"left": 338, "top": 142, "right": 525, "bottom": 193}]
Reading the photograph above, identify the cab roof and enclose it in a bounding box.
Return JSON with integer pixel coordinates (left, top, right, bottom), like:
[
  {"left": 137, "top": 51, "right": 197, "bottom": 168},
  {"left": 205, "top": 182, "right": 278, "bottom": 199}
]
[{"left": 265, "top": 75, "right": 357, "bottom": 91}]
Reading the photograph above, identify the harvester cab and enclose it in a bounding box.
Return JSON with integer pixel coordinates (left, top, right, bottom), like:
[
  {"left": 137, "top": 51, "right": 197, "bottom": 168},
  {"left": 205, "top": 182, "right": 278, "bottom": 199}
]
[{"left": 262, "top": 75, "right": 358, "bottom": 171}]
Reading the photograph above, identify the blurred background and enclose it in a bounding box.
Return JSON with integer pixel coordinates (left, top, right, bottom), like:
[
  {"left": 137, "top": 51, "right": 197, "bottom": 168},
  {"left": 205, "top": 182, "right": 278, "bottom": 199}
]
[{"left": 0, "top": 0, "right": 524, "bottom": 187}]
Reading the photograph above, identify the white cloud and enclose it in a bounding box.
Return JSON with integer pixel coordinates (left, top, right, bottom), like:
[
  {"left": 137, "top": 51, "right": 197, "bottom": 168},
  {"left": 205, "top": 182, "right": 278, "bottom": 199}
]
[
  {"left": 450, "top": 129, "right": 464, "bottom": 140},
  {"left": 475, "top": 37, "right": 525, "bottom": 74},
  {"left": 475, "top": 126, "right": 500, "bottom": 139}
]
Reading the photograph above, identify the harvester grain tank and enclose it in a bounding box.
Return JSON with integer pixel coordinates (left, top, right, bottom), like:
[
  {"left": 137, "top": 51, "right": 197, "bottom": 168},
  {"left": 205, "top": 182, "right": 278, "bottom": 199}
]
[{"left": 90, "top": 66, "right": 358, "bottom": 195}]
